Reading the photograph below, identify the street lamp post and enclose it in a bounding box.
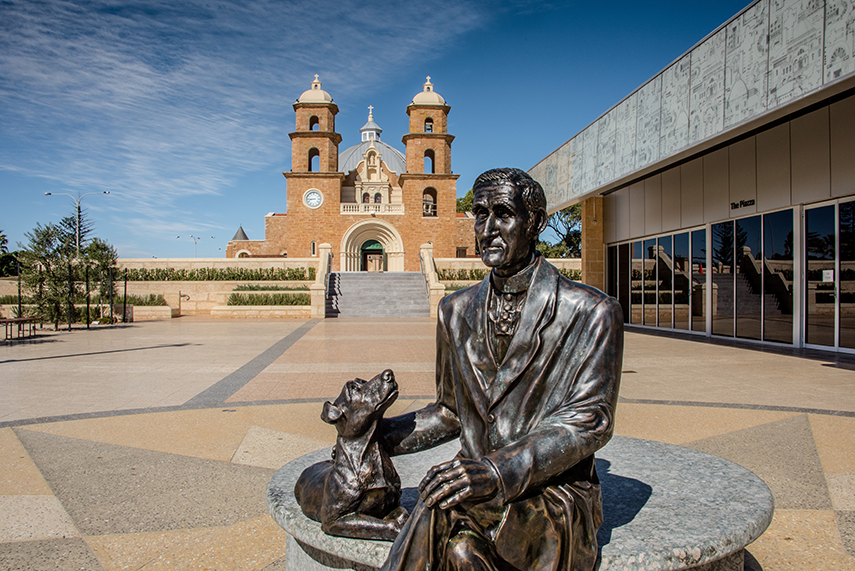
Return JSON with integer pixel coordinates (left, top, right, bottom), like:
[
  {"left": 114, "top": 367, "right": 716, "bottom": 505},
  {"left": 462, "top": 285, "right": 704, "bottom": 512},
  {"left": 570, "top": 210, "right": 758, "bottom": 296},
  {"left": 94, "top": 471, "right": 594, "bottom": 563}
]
[
  {"left": 44, "top": 191, "right": 110, "bottom": 257},
  {"left": 176, "top": 235, "right": 216, "bottom": 258}
]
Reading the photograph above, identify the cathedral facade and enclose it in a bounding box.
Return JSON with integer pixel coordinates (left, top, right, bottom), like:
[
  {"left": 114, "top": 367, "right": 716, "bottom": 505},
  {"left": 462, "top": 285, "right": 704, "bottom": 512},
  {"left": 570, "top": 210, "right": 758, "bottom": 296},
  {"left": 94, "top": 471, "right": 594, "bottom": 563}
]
[{"left": 226, "top": 76, "right": 475, "bottom": 272}]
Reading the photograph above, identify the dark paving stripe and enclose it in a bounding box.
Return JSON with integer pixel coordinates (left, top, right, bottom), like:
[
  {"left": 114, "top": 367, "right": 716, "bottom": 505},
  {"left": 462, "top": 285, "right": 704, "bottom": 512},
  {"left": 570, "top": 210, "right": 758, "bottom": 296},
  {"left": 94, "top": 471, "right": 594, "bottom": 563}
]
[
  {"left": 14, "top": 429, "right": 274, "bottom": 536},
  {"left": 618, "top": 397, "right": 855, "bottom": 418},
  {"left": 0, "top": 537, "right": 105, "bottom": 571},
  {"left": 684, "top": 414, "right": 832, "bottom": 510},
  {"left": 184, "top": 319, "right": 320, "bottom": 407},
  {"left": 838, "top": 511, "right": 855, "bottom": 558},
  {"left": 4, "top": 393, "right": 855, "bottom": 430}
]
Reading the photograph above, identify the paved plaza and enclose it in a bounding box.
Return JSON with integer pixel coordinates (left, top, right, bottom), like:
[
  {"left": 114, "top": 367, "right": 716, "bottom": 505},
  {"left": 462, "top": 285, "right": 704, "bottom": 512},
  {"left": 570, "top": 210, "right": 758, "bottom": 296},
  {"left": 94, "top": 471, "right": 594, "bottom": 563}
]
[{"left": 1, "top": 317, "right": 854, "bottom": 570}]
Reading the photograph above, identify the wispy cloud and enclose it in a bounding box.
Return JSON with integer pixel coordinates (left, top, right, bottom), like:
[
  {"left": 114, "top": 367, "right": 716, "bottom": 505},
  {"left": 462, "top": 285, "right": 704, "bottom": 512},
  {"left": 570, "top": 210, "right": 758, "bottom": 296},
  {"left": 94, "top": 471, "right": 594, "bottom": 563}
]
[{"left": 0, "top": 0, "right": 487, "bottom": 226}]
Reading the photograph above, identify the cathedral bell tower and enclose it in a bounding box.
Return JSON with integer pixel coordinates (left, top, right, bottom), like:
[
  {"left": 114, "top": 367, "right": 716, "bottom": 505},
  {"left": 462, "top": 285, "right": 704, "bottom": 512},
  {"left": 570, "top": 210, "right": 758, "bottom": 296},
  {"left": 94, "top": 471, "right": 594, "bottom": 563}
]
[
  {"left": 399, "top": 77, "right": 459, "bottom": 259},
  {"left": 283, "top": 75, "right": 345, "bottom": 258}
]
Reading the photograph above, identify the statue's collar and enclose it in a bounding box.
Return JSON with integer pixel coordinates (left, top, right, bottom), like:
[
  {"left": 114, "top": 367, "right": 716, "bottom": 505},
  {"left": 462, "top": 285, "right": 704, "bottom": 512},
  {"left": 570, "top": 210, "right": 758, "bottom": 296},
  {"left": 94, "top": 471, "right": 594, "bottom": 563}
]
[{"left": 490, "top": 253, "right": 541, "bottom": 294}]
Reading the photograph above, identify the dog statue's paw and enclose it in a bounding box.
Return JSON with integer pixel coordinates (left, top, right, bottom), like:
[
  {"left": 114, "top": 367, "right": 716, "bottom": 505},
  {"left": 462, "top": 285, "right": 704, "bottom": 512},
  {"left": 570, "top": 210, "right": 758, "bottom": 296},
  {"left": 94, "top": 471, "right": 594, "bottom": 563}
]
[{"left": 386, "top": 506, "right": 409, "bottom": 535}]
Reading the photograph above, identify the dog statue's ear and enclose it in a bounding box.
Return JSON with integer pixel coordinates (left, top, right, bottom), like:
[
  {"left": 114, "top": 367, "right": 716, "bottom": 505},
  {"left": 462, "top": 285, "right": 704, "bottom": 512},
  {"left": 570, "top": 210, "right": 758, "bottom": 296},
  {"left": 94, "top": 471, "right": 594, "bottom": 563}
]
[{"left": 321, "top": 401, "right": 343, "bottom": 424}]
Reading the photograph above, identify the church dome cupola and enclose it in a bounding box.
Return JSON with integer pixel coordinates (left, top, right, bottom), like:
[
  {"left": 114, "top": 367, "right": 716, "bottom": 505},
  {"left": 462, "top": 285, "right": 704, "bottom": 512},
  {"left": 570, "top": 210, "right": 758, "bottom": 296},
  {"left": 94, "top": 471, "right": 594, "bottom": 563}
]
[
  {"left": 298, "top": 74, "right": 333, "bottom": 103},
  {"left": 360, "top": 106, "right": 383, "bottom": 142},
  {"left": 411, "top": 76, "right": 446, "bottom": 105}
]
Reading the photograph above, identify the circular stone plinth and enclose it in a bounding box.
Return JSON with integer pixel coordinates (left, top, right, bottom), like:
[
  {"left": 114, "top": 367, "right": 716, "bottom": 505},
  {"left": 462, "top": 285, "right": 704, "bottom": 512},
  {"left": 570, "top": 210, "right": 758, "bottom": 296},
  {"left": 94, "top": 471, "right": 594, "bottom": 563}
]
[{"left": 267, "top": 436, "right": 773, "bottom": 571}]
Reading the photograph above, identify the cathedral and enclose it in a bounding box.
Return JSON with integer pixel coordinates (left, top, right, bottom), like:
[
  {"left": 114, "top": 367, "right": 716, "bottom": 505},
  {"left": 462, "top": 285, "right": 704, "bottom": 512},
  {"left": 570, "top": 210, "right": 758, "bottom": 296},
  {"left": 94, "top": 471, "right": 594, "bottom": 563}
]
[{"left": 226, "top": 76, "right": 475, "bottom": 272}]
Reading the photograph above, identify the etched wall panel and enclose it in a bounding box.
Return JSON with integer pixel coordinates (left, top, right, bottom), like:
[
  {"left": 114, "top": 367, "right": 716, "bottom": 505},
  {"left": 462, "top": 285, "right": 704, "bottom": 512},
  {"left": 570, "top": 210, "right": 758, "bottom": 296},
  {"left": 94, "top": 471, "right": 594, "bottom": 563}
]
[
  {"left": 557, "top": 142, "right": 573, "bottom": 205},
  {"left": 661, "top": 167, "right": 682, "bottom": 232},
  {"left": 660, "top": 55, "right": 692, "bottom": 157},
  {"left": 725, "top": 0, "right": 770, "bottom": 127},
  {"left": 690, "top": 29, "right": 727, "bottom": 144},
  {"left": 768, "top": 0, "right": 824, "bottom": 108},
  {"left": 825, "top": 0, "right": 855, "bottom": 81},
  {"left": 597, "top": 110, "right": 616, "bottom": 186},
  {"left": 578, "top": 125, "right": 599, "bottom": 196},
  {"left": 681, "top": 158, "right": 705, "bottom": 227},
  {"left": 756, "top": 123, "right": 792, "bottom": 211},
  {"left": 831, "top": 95, "right": 855, "bottom": 197},
  {"left": 791, "top": 107, "right": 831, "bottom": 204},
  {"left": 614, "top": 94, "right": 638, "bottom": 178},
  {"left": 636, "top": 77, "right": 662, "bottom": 169}
]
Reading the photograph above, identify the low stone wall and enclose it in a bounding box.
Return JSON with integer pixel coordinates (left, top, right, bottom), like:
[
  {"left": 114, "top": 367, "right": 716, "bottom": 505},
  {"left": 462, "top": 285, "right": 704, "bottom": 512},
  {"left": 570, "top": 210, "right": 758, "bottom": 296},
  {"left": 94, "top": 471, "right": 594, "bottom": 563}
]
[
  {"left": 122, "top": 281, "right": 311, "bottom": 315},
  {"left": 0, "top": 277, "right": 18, "bottom": 297},
  {"left": 210, "top": 305, "right": 312, "bottom": 319},
  {"left": 133, "top": 306, "right": 179, "bottom": 320},
  {"left": 117, "top": 257, "right": 319, "bottom": 271}
]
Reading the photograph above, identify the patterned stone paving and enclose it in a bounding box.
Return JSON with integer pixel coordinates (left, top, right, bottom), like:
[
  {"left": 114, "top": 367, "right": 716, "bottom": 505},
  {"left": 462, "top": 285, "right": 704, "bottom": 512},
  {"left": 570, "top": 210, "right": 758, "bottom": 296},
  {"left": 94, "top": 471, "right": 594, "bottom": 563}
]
[{"left": 0, "top": 317, "right": 853, "bottom": 569}]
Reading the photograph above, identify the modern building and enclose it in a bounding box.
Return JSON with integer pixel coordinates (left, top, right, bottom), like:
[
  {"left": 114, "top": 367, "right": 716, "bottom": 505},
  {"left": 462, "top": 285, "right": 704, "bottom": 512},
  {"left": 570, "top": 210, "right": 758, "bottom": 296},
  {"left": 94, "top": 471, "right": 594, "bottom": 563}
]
[
  {"left": 226, "top": 76, "right": 475, "bottom": 272},
  {"left": 531, "top": 0, "right": 855, "bottom": 352}
]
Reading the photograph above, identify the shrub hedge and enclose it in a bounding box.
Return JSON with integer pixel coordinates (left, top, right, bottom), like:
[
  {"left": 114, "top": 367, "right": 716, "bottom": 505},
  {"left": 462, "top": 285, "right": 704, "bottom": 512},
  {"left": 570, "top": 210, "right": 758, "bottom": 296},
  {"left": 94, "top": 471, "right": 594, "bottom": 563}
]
[
  {"left": 121, "top": 267, "right": 315, "bottom": 281},
  {"left": 227, "top": 293, "right": 310, "bottom": 306}
]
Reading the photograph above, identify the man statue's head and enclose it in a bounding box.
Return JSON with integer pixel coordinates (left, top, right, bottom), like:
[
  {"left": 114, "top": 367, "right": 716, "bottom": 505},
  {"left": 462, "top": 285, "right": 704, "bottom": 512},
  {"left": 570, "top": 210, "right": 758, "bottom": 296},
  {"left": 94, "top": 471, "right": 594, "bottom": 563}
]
[{"left": 472, "top": 168, "right": 548, "bottom": 277}]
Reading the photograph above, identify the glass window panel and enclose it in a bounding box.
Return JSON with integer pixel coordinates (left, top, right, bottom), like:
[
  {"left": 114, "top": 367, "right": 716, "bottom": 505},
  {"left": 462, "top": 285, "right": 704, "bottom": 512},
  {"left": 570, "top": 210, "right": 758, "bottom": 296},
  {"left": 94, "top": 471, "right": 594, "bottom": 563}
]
[
  {"left": 618, "top": 243, "right": 630, "bottom": 323},
  {"left": 631, "top": 241, "right": 643, "bottom": 325},
  {"left": 712, "top": 221, "right": 734, "bottom": 336},
  {"left": 691, "top": 229, "right": 707, "bottom": 333},
  {"left": 763, "top": 209, "right": 794, "bottom": 344},
  {"left": 658, "top": 236, "right": 673, "bottom": 328},
  {"left": 839, "top": 201, "right": 855, "bottom": 349},
  {"left": 643, "top": 238, "right": 657, "bottom": 326},
  {"left": 805, "top": 205, "right": 835, "bottom": 346},
  {"left": 607, "top": 246, "right": 618, "bottom": 299},
  {"left": 674, "top": 232, "right": 690, "bottom": 330},
  {"left": 735, "top": 215, "right": 762, "bottom": 340}
]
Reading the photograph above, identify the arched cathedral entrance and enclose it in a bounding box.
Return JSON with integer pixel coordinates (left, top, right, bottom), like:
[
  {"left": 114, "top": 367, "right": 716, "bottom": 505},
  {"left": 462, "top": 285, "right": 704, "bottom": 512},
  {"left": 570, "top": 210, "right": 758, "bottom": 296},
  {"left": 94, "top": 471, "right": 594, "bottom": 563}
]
[{"left": 340, "top": 219, "right": 405, "bottom": 271}]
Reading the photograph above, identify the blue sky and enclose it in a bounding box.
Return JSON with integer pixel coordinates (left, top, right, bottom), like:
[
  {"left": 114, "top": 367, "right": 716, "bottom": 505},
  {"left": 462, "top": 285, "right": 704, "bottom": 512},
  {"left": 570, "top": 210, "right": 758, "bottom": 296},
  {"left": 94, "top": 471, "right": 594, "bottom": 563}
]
[{"left": 1, "top": 0, "right": 752, "bottom": 259}]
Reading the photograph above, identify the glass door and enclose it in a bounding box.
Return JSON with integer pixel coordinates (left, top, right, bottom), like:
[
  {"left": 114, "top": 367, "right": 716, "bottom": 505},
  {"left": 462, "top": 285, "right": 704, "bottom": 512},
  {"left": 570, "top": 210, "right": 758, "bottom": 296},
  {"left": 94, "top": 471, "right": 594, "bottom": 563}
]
[{"left": 804, "top": 200, "right": 855, "bottom": 351}]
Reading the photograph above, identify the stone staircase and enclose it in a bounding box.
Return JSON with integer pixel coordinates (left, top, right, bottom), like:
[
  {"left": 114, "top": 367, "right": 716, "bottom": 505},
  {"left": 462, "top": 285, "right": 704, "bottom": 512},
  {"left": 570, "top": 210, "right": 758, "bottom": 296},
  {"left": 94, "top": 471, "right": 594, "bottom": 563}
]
[
  {"left": 712, "top": 273, "right": 783, "bottom": 315},
  {"left": 325, "top": 272, "right": 431, "bottom": 318}
]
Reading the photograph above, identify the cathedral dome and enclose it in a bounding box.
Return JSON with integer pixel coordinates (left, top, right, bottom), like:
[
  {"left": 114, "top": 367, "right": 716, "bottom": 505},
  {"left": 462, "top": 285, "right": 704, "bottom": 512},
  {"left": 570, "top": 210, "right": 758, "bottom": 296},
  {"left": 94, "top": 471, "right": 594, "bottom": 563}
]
[
  {"left": 411, "top": 76, "right": 445, "bottom": 105},
  {"left": 339, "top": 140, "right": 406, "bottom": 174},
  {"left": 298, "top": 75, "right": 333, "bottom": 103}
]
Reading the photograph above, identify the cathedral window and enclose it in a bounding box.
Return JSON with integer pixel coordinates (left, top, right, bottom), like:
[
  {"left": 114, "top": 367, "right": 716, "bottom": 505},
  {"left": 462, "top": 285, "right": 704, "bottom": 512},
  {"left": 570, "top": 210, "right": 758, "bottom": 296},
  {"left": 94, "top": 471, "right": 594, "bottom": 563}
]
[
  {"left": 363, "top": 192, "right": 370, "bottom": 203},
  {"left": 309, "top": 116, "right": 320, "bottom": 131},
  {"left": 308, "top": 148, "right": 320, "bottom": 172},
  {"left": 311, "top": 241, "right": 317, "bottom": 256},
  {"left": 424, "top": 149, "right": 435, "bottom": 174},
  {"left": 423, "top": 188, "right": 437, "bottom": 217},
  {"left": 374, "top": 193, "right": 382, "bottom": 203},
  {"left": 424, "top": 118, "right": 433, "bottom": 133}
]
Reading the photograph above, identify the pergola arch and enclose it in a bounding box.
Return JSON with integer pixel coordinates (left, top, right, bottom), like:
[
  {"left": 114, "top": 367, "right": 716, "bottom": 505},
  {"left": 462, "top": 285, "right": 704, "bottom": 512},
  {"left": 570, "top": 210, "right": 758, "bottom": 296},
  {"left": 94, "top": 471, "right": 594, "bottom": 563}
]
[{"left": 339, "top": 219, "right": 405, "bottom": 271}]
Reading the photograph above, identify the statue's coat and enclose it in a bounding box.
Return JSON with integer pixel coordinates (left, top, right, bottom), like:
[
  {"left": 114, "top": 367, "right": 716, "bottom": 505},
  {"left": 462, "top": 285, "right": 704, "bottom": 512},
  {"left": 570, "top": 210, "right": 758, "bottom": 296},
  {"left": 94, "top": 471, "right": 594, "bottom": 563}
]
[{"left": 382, "top": 258, "right": 623, "bottom": 571}]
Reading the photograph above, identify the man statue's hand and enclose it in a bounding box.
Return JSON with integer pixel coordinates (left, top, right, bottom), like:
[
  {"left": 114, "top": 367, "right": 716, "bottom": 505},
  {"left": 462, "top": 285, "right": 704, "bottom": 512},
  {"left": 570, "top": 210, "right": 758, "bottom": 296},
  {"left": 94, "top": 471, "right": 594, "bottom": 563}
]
[{"left": 418, "top": 458, "right": 499, "bottom": 509}]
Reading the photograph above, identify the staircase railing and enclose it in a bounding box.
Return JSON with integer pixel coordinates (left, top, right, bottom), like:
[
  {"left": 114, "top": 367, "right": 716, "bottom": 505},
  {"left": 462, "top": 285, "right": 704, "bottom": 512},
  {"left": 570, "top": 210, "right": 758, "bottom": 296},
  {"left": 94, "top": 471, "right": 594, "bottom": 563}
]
[
  {"left": 419, "top": 243, "right": 445, "bottom": 318},
  {"left": 310, "top": 243, "right": 333, "bottom": 318}
]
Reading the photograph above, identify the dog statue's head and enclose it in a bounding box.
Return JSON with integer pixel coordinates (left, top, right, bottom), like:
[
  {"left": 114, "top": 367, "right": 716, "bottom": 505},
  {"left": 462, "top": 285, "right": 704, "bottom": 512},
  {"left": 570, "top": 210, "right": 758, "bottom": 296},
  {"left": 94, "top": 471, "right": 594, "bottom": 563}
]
[{"left": 321, "top": 369, "right": 398, "bottom": 439}]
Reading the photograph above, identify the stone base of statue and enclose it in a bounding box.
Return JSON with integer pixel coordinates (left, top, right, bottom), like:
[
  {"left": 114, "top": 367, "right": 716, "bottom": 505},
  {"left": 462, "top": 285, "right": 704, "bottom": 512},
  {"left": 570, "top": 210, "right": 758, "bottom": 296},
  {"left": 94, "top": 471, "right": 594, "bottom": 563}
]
[{"left": 267, "top": 436, "right": 773, "bottom": 571}]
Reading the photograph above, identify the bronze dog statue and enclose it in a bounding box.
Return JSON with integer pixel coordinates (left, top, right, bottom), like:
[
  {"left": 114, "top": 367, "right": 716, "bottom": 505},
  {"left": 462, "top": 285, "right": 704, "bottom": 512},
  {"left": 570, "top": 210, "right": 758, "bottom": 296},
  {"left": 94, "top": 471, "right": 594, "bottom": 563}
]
[{"left": 294, "top": 369, "right": 408, "bottom": 541}]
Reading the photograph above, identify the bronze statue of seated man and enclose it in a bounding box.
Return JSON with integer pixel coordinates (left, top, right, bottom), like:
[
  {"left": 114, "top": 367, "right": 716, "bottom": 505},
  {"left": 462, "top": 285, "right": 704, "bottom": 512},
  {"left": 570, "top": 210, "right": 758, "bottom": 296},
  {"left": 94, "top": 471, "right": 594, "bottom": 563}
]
[{"left": 379, "top": 168, "right": 624, "bottom": 571}]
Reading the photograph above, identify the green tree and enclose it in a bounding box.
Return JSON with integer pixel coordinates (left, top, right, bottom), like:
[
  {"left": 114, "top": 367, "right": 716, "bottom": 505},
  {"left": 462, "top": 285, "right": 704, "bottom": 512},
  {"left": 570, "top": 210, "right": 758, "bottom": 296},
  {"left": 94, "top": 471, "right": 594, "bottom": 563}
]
[
  {"left": 18, "top": 212, "right": 117, "bottom": 329},
  {"left": 456, "top": 189, "right": 473, "bottom": 213},
  {"left": 537, "top": 204, "right": 581, "bottom": 258}
]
